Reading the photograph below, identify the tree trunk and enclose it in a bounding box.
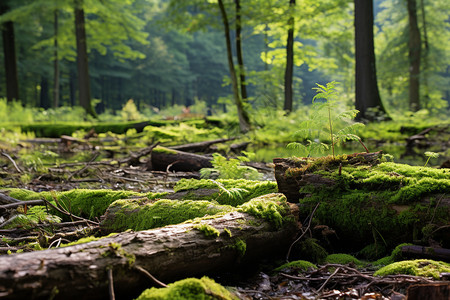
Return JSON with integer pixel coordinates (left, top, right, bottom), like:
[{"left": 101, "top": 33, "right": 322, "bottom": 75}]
[
  {"left": 284, "top": 0, "right": 295, "bottom": 113},
  {"left": 74, "top": 0, "right": 96, "bottom": 117},
  {"left": 1, "top": 4, "right": 20, "bottom": 103},
  {"left": 53, "top": 9, "right": 60, "bottom": 108},
  {"left": 235, "top": 0, "right": 247, "bottom": 102},
  {"left": 169, "top": 137, "right": 237, "bottom": 153},
  {"left": 218, "top": 0, "right": 251, "bottom": 133},
  {"left": 0, "top": 209, "right": 299, "bottom": 300},
  {"left": 407, "top": 0, "right": 421, "bottom": 112},
  {"left": 354, "top": 0, "right": 388, "bottom": 121},
  {"left": 39, "top": 77, "right": 50, "bottom": 109}
]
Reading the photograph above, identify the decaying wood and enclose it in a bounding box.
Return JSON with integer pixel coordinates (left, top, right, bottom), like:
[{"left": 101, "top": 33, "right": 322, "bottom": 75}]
[
  {"left": 274, "top": 151, "right": 383, "bottom": 203},
  {"left": 406, "top": 282, "right": 450, "bottom": 300},
  {"left": 150, "top": 147, "right": 213, "bottom": 172},
  {"left": 401, "top": 245, "right": 450, "bottom": 262},
  {"left": 0, "top": 209, "right": 299, "bottom": 300},
  {"left": 169, "top": 137, "right": 236, "bottom": 153}
]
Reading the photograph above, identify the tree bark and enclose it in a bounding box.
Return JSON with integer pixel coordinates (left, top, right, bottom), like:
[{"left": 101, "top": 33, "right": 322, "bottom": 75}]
[
  {"left": 39, "top": 77, "right": 50, "bottom": 109},
  {"left": 74, "top": 0, "right": 96, "bottom": 117},
  {"left": 53, "top": 9, "right": 60, "bottom": 108},
  {"left": 217, "top": 0, "right": 251, "bottom": 133},
  {"left": 354, "top": 0, "right": 388, "bottom": 121},
  {"left": 0, "top": 210, "right": 299, "bottom": 300},
  {"left": 1, "top": 4, "right": 20, "bottom": 102},
  {"left": 235, "top": 0, "right": 247, "bottom": 102},
  {"left": 407, "top": 0, "right": 421, "bottom": 112},
  {"left": 284, "top": 0, "right": 295, "bottom": 113},
  {"left": 169, "top": 137, "right": 237, "bottom": 153}
]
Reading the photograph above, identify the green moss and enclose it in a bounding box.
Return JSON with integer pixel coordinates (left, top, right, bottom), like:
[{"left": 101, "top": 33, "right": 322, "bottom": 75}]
[
  {"left": 223, "top": 228, "right": 232, "bottom": 238},
  {"left": 135, "top": 276, "right": 238, "bottom": 300},
  {"left": 101, "top": 199, "right": 234, "bottom": 232},
  {"left": 174, "top": 179, "right": 278, "bottom": 206},
  {"left": 7, "top": 188, "right": 166, "bottom": 220},
  {"left": 102, "top": 242, "right": 136, "bottom": 267},
  {"left": 193, "top": 224, "right": 220, "bottom": 238},
  {"left": 232, "top": 239, "right": 246, "bottom": 258},
  {"left": 374, "top": 259, "right": 450, "bottom": 279},
  {"left": 238, "top": 193, "right": 290, "bottom": 228},
  {"left": 152, "top": 145, "right": 178, "bottom": 154},
  {"left": 61, "top": 232, "right": 118, "bottom": 247},
  {"left": 274, "top": 260, "right": 317, "bottom": 272},
  {"left": 296, "top": 238, "right": 328, "bottom": 263},
  {"left": 372, "top": 243, "right": 413, "bottom": 266},
  {"left": 324, "top": 254, "right": 364, "bottom": 266}
]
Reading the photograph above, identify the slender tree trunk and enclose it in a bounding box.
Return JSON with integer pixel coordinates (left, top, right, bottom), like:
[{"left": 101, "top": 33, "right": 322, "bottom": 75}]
[
  {"left": 39, "top": 77, "right": 50, "bottom": 109},
  {"left": 419, "top": 0, "right": 429, "bottom": 109},
  {"left": 1, "top": 4, "right": 19, "bottom": 102},
  {"left": 406, "top": 0, "right": 421, "bottom": 112},
  {"left": 53, "top": 9, "right": 60, "bottom": 108},
  {"left": 284, "top": 0, "right": 295, "bottom": 113},
  {"left": 74, "top": 0, "right": 96, "bottom": 117},
  {"left": 69, "top": 68, "right": 76, "bottom": 107},
  {"left": 354, "top": 0, "right": 389, "bottom": 121},
  {"left": 235, "top": 0, "right": 247, "bottom": 101},
  {"left": 218, "top": 0, "right": 251, "bottom": 133}
]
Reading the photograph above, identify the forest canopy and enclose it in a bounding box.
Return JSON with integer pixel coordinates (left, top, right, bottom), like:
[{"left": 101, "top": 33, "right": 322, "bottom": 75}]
[{"left": 0, "top": 0, "right": 449, "bottom": 121}]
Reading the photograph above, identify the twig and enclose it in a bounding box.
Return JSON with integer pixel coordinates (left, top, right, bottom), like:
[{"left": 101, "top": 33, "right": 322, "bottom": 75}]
[
  {"left": 134, "top": 265, "right": 167, "bottom": 288},
  {"left": 1, "top": 152, "right": 22, "bottom": 173},
  {"left": 42, "top": 199, "right": 98, "bottom": 226},
  {"left": 67, "top": 152, "right": 100, "bottom": 181},
  {"left": 0, "top": 193, "right": 22, "bottom": 204},
  {"left": 0, "top": 200, "right": 45, "bottom": 210},
  {"left": 316, "top": 267, "right": 341, "bottom": 293},
  {"left": 286, "top": 202, "right": 320, "bottom": 262},
  {"left": 107, "top": 268, "right": 116, "bottom": 300}
]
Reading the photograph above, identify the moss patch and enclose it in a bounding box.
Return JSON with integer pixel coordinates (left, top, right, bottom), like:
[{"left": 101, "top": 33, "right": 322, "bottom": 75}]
[
  {"left": 135, "top": 276, "right": 238, "bottom": 300},
  {"left": 174, "top": 179, "right": 277, "bottom": 206},
  {"left": 238, "top": 193, "right": 291, "bottom": 228},
  {"left": 7, "top": 188, "right": 166, "bottom": 220},
  {"left": 374, "top": 259, "right": 450, "bottom": 279},
  {"left": 274, "top": 260, "right": 317, "bottom": 272},
  {"left": 101, "top": 198, "right": 234, "bottom": 232},
  {"left": 324, "top": 254, "right": 365, "bottom": 266},
  {"left": 193, "top": 224, "right": 220, "bottom": 238}
]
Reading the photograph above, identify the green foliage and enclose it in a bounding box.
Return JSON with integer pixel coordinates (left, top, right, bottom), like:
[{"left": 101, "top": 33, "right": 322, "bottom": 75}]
[
  {"left": 287, "top": 81, "right": 365, "bottom": 157},
  {"left": 273, "top": 260, "right": 317, "bottom": 272},
  {"left": 200, "top": 153, "right": 262, "bottom": 180},
  {"left": 423, "top": 151, "right": 439, "bottom": 167},
  {"left": 136, "top": 276, "right": 238, "bottom": 300},
  {"left": 120, "top": 99, "right": 143, "bottom": 121},
  {"left": 324, "top": 254, "right": 364, "bottom": 266}
]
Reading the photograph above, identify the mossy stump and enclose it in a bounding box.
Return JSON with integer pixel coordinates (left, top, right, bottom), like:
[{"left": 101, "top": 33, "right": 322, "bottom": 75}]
[{"left": 274, "top": 152, "right": 450, "bottom": 253}]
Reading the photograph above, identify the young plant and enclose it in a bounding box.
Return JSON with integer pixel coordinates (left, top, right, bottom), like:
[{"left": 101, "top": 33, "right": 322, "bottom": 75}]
[
  {"left": 200, "top": 152, "right": 262, "bottom": 180},
  {"left": 287, "top": 81, "right": 368, "bottom": 157},
  {"left": 423, "top": 151, "right": 439, "bottom": 167}
]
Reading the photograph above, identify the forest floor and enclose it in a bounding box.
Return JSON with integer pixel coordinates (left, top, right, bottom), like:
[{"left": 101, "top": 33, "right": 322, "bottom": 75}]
[{"left": 0, "top": 123, "right": 449, "bottom": 300}]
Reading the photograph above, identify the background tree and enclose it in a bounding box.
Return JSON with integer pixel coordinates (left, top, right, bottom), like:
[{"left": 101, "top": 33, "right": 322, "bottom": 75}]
[
  {"left": 0, "top": 1, "right": 19, "bottom": 102},
  {"left": 406, "top": 0, "right": 421, "bottom": 112},
  {"left": 283, "top": 0, "right": 295, "bottom": 113},
  {"left": 354, "top": 0, "right": 388, "bottom": 121}
]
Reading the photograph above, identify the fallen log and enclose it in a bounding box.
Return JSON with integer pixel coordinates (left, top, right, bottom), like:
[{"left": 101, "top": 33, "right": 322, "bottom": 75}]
[
  {"left": 169, "top": 137, "right": 237, "bottom": 153},
  {"left": 401, "top": 245, "right": 450, "bottom": 262},
  {"left": 0, "top": 198, "right": 299, "bottom": 300},
  {"left": 150, "top": 146, "right": 212, "bottom": 172}
]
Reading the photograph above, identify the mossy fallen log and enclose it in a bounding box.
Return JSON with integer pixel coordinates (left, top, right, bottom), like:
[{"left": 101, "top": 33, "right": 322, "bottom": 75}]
[
  {"left": 0, "top": 193, "right": 299, "bottom": 300},
  {"left": 274, "top": 152, "right": 450, "bottom": 254}
]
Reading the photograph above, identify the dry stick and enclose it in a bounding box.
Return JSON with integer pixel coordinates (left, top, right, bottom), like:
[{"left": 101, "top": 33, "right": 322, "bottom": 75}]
[
  {"left": 0, "top": 192, "right": 22, "bottom": 204},
  {"left": 67, "top": 151, "right": 100, "bottom": 181},
  {"left": 0, "top": 200, "right": 45, "bottom": 210},
  {"left": 107, "top": 268, "right": 116, "bottom": 300},
  {"left": 316, "top": 267, "right": 341, "bottom": 294},
  {"left": 134, "top": 265, "right": 168, "bottom": 288},
  {"left": 42, "top": 199, "right": 99, "bottom": 226},
  {"left": 1, "top": 152, "right": 22, "bottom": 173},
  {"left": 286, "top": 202, "right": 320, "bottom": 262}
]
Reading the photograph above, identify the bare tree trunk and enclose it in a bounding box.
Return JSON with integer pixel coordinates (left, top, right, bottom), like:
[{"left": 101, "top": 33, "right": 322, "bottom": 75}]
[
  {"left": 74, "top": 0, "right": 96, "bottom": 117},
  {"left": 284, "top": 0, "right": 295, "bottom": 113},
  {"left": 1, "top": 4, "right": 20, "bottom": 102},
  {"left": 407, "top": 0, "right": 421, "bottom": 112},
  {"left": 218, "top": 0, "right": 251, "bottom": 133},
  {"left": 53, "top": 9, "right": 60, "bottom": 108},
  {"left": 354, "top": 0, "right": 389, "bottom": 121},
  {"left": 419, "top": 0, "right": 429, "bottom": 109},
  {"left": 235, "top": 0, "right": 247, "bottom": 102}
]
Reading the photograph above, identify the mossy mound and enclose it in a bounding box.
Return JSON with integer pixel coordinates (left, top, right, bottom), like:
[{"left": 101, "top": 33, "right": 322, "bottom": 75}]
[
  {"left": 101, "top": 198, "right": 234, "bottom": 232},
  {"left": 238, "top": 193, "right": 290, "bottom": 228},
  {"left": 295, "top": 160, "right": 450, "bottom": 251},
  {"left": 173, "top": 179, "right": 278, "bottom": 206},
  {"left": 372, "top": 243, "right": 412, "bottom": 267},
  {"left": 6, "top": 188, "right": 166, "bottom": 219},
  {"left": 374, "top": 259, "right": 450, "bottom": 280},
  {"left": 324, "top": 254, "right": 365, "bottom": 266},
  {"left": 135, "top": 276, "right": 238, "bottom": 300},
  {"left": 274, "top": 260, "right": 317, "bottom": 272}
]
